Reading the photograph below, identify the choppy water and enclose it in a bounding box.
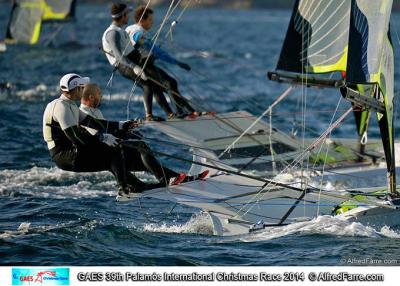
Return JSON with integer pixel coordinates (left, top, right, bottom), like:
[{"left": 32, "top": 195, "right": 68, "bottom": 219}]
[{"left": 1, "top": 3, "right": 400, "bottom": 266}]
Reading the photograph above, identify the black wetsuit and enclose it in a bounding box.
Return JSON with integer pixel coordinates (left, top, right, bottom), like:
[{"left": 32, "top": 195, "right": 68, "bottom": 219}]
[
  {"left": 143, "top": 61, "right": 195, "bottom": 115},
  {"left": 43, "top": 95, "right": 178, "bottom": 190}
]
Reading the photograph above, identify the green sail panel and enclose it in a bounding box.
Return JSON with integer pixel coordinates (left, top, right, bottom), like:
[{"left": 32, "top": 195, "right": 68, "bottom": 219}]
[
  {"left": 5, "top": 0, "right": 76, "bottom": 45},
  {"left": 345, "top": 0, "right": 395, "bottom": 192},
  {"left": 42, "top": 0, "right": 76, "bottom": 21},
  {"left": 276, "top": 0, "right": 351, "bottom": 74}
]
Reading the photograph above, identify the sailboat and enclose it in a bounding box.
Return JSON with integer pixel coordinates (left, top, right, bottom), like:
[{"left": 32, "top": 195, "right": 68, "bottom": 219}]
[
  {"left": 2, "top": 0, "right": 76, "bottom": 48},
  {"left": 121, "top": 0, "right": 400, "bottom": 236}
]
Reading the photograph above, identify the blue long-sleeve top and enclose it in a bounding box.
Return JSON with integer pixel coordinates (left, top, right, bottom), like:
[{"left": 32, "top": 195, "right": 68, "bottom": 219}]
[{"left": 142, "top": 38, "right": 179, "bottom": 65}]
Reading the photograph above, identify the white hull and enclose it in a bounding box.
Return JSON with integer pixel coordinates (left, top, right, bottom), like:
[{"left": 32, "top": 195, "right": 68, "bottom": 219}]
[
  {"left": 129, "top": 111, "right": 400, "bottom": 236},
  {"left": 121, "top": 171, "right": 399, "bottom": 236}
]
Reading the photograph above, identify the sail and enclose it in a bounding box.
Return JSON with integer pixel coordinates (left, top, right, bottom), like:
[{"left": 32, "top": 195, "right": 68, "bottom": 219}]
[
  {"left": 344, "top": 0, "right": 395, "bottom": 192},
  {"left": 42, "top": 0, "right": 76, "bottom": 21},
  {"left": 276, "top": 0, "right": 351, "bottom": 74},
  {"left": 5, "top": 0, "right": 76, "bottom": 45}
]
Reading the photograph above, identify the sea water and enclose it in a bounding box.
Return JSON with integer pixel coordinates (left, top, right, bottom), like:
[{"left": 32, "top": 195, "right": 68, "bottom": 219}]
[{"left": 0, "top": 3, "right": 400, "bottom": 266}]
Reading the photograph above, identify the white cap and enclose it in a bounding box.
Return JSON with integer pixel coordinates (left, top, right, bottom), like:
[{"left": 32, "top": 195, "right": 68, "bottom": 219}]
[{"left": 59, "top": 73, "right": 90, "bottom": 92}]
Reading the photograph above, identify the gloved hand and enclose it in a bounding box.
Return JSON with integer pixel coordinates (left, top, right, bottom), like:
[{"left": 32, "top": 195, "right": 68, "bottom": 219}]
[
  {"left": 119, "top": 119, "right": 142, "bottom": 131},
  {"left": 99, "top": 133, "right": 120, "bottom": 147},
  {"left": 178, "top": 62, "right": 191, "bottom": 71},
  {"left": 133, "top": 66, "right": 148, "bottom": 81}
]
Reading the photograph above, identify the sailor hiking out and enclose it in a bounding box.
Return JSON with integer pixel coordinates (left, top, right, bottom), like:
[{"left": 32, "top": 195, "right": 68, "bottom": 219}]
[
  {"left": 126, "top": 5, "right": 199, "bottom": 119},
  {"left": 78, "top": 83, "right": 207, "bottom": 192},
  {"left": 102, "top": 3, "right": 173, "bottom": 121},
  {"left": 43, "top": 73, "right": 145, "bottom": 196}
]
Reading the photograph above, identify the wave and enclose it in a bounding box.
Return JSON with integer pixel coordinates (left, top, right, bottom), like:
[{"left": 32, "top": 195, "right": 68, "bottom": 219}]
[
  {"left": 0, "top": 84, "right": 58, "bottom": 101},
  {"left": 234, "top": 216, "right": 400, "bottom": 242},
  {"left": 0, "top": 167, "right": 118, "bottom": 199},
  {"left": 0, "top": 166, "right": 159, "bottom": 199},
  {"left": 143, "top": 212, "right": 214, "bottom": 235},
  {"left": 0, "top": 220, "right": 101, "bottom": 240}
]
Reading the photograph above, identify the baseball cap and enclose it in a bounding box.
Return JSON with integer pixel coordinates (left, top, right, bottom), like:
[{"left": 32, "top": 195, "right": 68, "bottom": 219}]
[
  {"left": 59, "top": 73, "right": 90, "bottom": 92},
  {"left": 111, "top": 3, "right": 132, "bottom": 19}
]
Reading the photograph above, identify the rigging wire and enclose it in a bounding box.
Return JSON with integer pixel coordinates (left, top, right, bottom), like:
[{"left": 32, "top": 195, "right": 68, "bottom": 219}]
[
  {"left": 218, "top": 86, "right": 294, "bottom": 159},
  {"left": 242, "top": 109, "right": 353, "bottom": 217},
  {"left": 230, "top": 107, "right": 353, "bottom": 219},
  {"left": 109, "top": 2, "right": 396, "bottom": 221},
  {"left": 137, "top": 127, "right": 381, "bottom": 180},
  {"left": 315, "top": 96, "right": 344, "bottom": 215},
  {"left": 127, "top": 0, "right": 177, "bottom": 119}
]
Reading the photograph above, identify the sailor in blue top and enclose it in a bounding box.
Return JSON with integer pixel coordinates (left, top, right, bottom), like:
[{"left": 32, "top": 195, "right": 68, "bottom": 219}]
[
  {"left": 102, "top": 3, "right": 174, "bottom": 122},
  {"left": 126, "top": 6, "right": 199, "bottom": 118}
]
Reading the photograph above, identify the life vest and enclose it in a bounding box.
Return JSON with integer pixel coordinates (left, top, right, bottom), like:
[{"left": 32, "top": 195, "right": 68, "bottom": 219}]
[{"left": 102, "top": 24, "right": 135, "bottom": 66}]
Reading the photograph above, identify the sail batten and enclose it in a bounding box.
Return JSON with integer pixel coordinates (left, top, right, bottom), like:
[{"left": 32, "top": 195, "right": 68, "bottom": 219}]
[{"left": 276, "top": 0, "right": 351, "bottom": 75}]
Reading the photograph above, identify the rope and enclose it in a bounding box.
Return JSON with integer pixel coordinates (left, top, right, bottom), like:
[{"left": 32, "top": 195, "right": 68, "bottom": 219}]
[
  {"left": 234, "top": 107, "right": 353, "bottom": 218},
  {"left": 219, "top": 86, "right": 294, "bottom": 159},
  {"left": 127, "top": 0, "right": 177, "bottom": 119},
  {"left": 122, "top": 140, "right": 395, "bottom": 210},
  {"left": 315, "top": 96, "right": 343, "bottom": 215}
]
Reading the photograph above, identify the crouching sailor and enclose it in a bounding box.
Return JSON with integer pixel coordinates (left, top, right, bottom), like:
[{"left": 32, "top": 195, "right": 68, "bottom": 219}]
[
  {"left": 78, "top": 83, "right": 208, "bottom": 191},
  {"left": 42, "top": 73, "right": 145, "bottom": 196}
]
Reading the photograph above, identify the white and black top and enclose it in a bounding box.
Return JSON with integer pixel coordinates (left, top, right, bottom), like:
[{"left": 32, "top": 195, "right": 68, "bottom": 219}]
[
  {"left": 43, "top": 95, "right": 119, "bottom": 151},
  {"left": 79, "top": 103, "right": 105, "bottom": 135}
]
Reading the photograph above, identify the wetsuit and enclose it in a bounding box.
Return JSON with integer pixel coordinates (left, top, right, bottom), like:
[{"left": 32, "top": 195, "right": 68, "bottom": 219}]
[
  {"left": 79, "top": 103, "right": 105, "bottom": 135},
  {"left": 43, "top": 95, "right": 129, "bottom": 187},
  {"left": 126, "top": 24, "right": 195, "bottom": 115},
  {"left": 102, "top": 24, "right": 172, "bottom": 116},
  {"left": 79, "top": 103, "right": 178, "bottom": 187}
]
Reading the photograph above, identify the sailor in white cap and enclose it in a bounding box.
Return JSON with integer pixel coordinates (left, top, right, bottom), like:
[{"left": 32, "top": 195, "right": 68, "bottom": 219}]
[{"left": 43, "top": 73, "right": 143, "bottom": 196}]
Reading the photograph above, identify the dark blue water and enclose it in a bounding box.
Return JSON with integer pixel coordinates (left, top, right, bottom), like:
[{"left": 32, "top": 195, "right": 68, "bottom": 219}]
[{"left": 1, "top": 3, "right": 400, "bottom": 266}]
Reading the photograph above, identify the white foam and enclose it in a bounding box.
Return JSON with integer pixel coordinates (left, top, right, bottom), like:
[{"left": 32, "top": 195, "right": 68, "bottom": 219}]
[
  {"left": 237, "top": 216, "right": 400, "bottom": 242},
  {"left": 102, "top": 92, "right": 139, "bottom": 101},
  {"left": 0, "top": 167, "right": 160, "bottom": 199},
  {"left": 0, "top": 167, "right": 116, "bottom": 199},
  {"left": 13, "top": 84, "right": 59, "bottom": 100},
  {"left": 143, "top": 212, "right": 214, "bottom": 235},
  {"left": 379, "top": 225, "right": 400, "bottom": 239},
  {"left": 0, "top": 223, "right": 31, "bottom": 239},
  {"left": 0, "top": 220, "right": 100, "bottom": 239}
]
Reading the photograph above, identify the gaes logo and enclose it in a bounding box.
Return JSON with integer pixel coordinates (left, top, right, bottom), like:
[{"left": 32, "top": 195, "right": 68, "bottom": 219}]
[
  {"left": 12, "top": 268, "right": 69, "bottom": 285},
  {"left": 35, "top": 271, "right": 56, "bottom": 283}
]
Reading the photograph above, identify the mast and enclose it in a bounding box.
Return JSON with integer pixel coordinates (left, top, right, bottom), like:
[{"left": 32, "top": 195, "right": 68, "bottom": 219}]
[
  {"left": 269, "top": 0, "right": 397, "bottom": 194},
  {"left": 341, "top": 0, "right": 396, "bottom": 194}
]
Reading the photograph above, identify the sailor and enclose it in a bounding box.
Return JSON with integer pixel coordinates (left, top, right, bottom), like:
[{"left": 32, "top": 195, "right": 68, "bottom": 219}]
[
  {"left": 126, "top": 6, "right": 199, "bottom": 118},
  {"left": 102, "top": 2, "right": 172, "bottom": 121},
  {"left": 79, "top": 82, "right": 195, "bottom": 189},
  {"left": 42, "top": 73, "right": 154, "bottom": 196},
  {"left": 79, "top": 82, "right": 106, "bottom": 136}
]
